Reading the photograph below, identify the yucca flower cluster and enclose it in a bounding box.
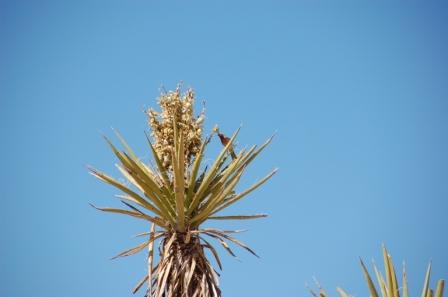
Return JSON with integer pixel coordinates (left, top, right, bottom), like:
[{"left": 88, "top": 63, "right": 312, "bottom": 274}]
[
  {"left": 90, "top": 86, "right": 276, "bottom": 297},
  {"left": 146, "top": 87, "right": 204, "bottom": 170}
]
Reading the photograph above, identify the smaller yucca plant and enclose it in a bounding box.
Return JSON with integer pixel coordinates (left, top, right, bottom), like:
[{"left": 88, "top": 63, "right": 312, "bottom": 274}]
[
  {"left": 309, "top": 246, "right": 445, "bottom": 297},
  {"left": 89, "top": 86, "right": 276, "bottom": 297}
]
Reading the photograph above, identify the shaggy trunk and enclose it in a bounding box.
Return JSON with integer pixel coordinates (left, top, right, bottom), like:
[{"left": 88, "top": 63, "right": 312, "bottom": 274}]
[{"left": 150, "top": 232, "right": 221, "bottom": 297}]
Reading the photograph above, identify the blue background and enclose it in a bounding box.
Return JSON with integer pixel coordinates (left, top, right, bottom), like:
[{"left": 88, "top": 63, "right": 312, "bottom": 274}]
[{"left": 1, "top": 1, "right": 447, "bottom": 296}]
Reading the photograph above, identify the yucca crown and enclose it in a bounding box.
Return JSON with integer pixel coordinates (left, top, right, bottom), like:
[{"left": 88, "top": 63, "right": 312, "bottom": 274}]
[{"left": 90, "top": 86, "right": 276, "bottom": 297}]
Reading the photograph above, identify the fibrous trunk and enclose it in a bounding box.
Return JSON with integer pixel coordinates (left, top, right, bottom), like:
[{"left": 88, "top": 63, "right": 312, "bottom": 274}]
[{"left": 148, "top": 232, "right": 221, "bottom": 297}]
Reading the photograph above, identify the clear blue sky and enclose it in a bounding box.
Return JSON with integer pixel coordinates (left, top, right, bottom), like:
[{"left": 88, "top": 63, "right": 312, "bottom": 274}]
[{"left": 1, "top": 1, "right": 447, "bottom": 297}]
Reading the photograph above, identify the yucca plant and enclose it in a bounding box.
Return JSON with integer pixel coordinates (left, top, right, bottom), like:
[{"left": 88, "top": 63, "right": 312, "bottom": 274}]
[
  {"left": 309, "top": 246, "right": 445, "bottom": 297},
  {"left": 89, "top": 86, "right": 276, "bottom": 297}
]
